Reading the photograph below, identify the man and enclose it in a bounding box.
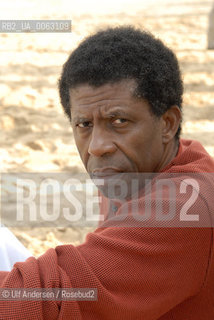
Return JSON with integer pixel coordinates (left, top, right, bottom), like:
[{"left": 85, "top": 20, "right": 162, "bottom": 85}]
[{"left": 0, "top": 26, "right": 214, "bottom": 319}]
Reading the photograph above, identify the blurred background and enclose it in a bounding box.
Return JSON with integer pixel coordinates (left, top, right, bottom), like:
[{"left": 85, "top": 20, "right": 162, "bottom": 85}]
[{"left": 0, "top": 0, "right": 214, "bottom": 256}]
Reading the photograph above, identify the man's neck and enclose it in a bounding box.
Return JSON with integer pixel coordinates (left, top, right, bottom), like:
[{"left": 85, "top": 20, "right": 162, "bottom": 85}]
[{"left": 158, "top": 139, "right": 179, "bottom": 172}]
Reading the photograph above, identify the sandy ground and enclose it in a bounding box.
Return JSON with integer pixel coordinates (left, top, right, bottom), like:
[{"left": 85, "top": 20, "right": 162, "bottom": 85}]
[{"left": 0, "top": 0, "right": 214, "bottom": 256}]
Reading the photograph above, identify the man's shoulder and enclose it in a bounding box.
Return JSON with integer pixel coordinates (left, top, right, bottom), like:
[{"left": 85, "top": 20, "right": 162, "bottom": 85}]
[{"left": 165, "top": 138, "right": 214, "bottom": 173}]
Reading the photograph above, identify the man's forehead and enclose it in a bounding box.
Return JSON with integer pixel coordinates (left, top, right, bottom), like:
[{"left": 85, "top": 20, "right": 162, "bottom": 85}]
[
  {"left": 69, "top": 79, "right": 138, "bottom": 104},
  {"left": 69, "top": 79, "right": 152, "bottom": 123}
]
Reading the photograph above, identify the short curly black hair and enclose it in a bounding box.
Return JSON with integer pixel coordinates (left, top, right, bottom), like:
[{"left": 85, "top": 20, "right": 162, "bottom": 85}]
[{"left": 58, "top": 26, "right": 183, "bottom": 139}]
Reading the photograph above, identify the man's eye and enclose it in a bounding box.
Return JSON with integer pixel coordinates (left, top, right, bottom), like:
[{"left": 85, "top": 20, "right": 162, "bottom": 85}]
[
  {"left": 113, "top": 118, "right": 128, "bottom": 125},
  {"left": 77, "top": 121, "right": 93, "bottom": 128}
]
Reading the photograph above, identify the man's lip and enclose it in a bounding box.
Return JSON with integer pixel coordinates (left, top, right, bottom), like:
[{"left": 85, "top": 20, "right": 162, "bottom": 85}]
[{"left": 91, "top": 168, "right": 122, "bottom": 177}]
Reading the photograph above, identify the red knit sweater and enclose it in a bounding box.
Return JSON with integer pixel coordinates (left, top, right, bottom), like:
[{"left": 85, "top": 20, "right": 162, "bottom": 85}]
[{"left": 0, "top": 139, "right": 214, "bottom": 319}]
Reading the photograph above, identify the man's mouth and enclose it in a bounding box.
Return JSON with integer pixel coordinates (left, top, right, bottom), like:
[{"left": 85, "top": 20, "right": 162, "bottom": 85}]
[{"left": 91, "top": 168, "right": 123, "bottom": 179}]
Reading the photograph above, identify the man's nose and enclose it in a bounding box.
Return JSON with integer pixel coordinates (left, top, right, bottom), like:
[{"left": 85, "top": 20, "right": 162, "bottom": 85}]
[{"left": 88, "top": 127, "right": 117, "bottom": 157}]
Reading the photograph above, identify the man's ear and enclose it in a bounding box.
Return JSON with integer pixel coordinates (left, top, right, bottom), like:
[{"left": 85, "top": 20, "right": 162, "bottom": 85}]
[{"left": 161, "top": 105, "right": 182, "bottom": 143}]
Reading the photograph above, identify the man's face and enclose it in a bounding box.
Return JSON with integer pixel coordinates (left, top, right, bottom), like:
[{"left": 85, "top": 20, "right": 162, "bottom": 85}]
[{"left": 70, "top": 80, "right": 166, "bottom": 184}]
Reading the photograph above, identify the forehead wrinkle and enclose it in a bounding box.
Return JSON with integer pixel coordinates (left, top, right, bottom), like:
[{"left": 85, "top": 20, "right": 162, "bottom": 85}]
[
  {"left": 100, "top": 105, "right": 130, "bottom": 117},
  {"left": 70, "top": 86, "right": 113, "bottom": 105},
  {"left": 72, "top": 94, "right": 130, "bottom": 115},
  {"left": 73, "top": 94, "right": 128, "bottom": 107},
  {"left": 70, "top": 80, "right": 137, "bottom": 106}
]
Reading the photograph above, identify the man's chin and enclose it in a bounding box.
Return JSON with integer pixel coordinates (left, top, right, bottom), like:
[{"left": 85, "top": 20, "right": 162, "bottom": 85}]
[{"left": 91, "top": 172, "right": 143, "bottom": 200}]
